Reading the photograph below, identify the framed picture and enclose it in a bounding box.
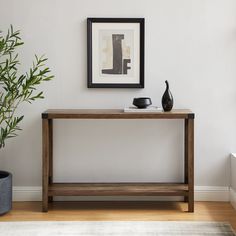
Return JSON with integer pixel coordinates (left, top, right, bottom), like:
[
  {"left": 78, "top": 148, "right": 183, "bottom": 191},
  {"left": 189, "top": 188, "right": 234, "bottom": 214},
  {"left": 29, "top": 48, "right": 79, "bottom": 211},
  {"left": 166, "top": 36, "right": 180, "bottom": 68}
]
[{"left": 87, "top": 18, "right": 145, "bottom": 88}]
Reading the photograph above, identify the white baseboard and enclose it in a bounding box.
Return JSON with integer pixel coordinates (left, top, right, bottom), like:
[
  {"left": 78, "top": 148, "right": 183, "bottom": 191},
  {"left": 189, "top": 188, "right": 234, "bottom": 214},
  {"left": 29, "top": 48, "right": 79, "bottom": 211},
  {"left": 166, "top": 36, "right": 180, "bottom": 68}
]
[
  {"left": 194, "top": 186, "right": 229, "bottom": 202},
  {"left": 13, "top": 186, "right": 42, "bottom": 201},
  {"left": 12, "top": 186, "right": 230, "bottom": 202},
  {"left": 230, "top": 187, "right": 236, "bottom": 209}
]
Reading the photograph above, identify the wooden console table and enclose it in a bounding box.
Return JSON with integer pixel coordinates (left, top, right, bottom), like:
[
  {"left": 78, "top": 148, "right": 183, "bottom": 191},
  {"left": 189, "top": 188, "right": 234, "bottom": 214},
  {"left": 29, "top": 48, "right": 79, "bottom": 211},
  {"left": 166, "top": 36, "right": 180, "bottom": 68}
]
[{"left": 42, "top": 109, "right": 194, "bottom": 212}]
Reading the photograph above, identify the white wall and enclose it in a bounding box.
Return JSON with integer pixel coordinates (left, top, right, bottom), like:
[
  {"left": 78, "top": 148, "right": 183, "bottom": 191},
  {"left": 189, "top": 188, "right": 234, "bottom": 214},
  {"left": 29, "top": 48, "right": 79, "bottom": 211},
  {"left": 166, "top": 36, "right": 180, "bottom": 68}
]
[
  {"left": 230, "top": 154, "right": 236, "bottom": 208},
  {"left": 0, "top": 0, "right": 236, "bottom": 189},
  {"left": 231, "top": 154, "right": 236, "bottom": 190}
]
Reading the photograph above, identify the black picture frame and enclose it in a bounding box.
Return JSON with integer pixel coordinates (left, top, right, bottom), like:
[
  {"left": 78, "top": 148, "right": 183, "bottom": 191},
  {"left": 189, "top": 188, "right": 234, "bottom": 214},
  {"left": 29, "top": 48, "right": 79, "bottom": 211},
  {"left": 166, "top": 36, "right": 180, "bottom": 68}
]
[{"left": 87, "top": 18, "right": 145, "bottom": 88}]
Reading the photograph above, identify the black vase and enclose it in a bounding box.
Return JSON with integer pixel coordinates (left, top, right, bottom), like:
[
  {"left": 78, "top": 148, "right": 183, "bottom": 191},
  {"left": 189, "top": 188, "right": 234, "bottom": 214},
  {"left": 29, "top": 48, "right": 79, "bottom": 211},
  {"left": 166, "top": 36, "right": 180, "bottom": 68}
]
[{"left": 162, "top": 80, "right": 173, "bottom": 111}]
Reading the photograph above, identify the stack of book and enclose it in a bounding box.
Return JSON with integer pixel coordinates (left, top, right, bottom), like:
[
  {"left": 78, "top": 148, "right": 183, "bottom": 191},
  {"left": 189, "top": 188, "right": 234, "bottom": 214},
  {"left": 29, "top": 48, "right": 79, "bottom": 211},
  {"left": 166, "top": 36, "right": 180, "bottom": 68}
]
[{"left": 124, "top": 106, "right": 163, "bottom": 113}]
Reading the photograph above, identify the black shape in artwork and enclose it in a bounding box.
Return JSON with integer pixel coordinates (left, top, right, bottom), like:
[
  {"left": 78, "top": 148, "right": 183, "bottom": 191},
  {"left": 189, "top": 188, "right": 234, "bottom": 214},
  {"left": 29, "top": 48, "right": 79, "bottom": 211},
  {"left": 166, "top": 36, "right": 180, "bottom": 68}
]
[
  {"left": 123, "top": 59, "right": 131, "bottom": 74},
  {"left": 102, "top": 34, "right": 131, "bottom": 75}
]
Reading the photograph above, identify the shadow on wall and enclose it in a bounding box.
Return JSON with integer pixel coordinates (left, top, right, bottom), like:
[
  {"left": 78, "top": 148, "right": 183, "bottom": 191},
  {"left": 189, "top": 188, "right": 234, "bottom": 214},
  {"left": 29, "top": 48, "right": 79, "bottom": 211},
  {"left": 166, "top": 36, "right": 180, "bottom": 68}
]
[
  {"left": 0, "top": 113, "right": 42, "bottom": 186},
  {"left": 53, "top": 119, "right": 184, "bottom": 183},
  {"left": 1, "top": 116, "right": 185, "bottom": 186}
]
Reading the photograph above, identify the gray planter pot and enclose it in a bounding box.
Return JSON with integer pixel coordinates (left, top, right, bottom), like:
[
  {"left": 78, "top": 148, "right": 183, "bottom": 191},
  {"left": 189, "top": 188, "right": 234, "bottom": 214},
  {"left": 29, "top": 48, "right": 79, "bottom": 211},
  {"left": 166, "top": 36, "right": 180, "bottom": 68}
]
[{"left": 0, "top": 171, "right": 12, "bottom": 215}]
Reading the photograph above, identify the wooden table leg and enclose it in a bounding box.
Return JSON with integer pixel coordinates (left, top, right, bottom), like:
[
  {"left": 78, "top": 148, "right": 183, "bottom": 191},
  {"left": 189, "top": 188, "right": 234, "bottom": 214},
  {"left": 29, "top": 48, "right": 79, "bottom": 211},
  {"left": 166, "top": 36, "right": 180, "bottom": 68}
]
[
  {"left": 187, "top": 118, "right": 194, "bottom": 212},
  {"left": 42, "top": 119, "right": 50, "bottom": 212},
  {"left": 184, "top": 119, "right": 189, "bottom": 202},
  {"left": 48, "top": 119, "right": 53, "bottom": 203}
]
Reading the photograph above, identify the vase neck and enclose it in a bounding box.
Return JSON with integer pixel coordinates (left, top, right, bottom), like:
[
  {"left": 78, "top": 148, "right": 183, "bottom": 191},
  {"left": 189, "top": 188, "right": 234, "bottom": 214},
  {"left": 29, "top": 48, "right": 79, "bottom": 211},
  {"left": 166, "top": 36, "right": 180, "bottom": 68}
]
[{"left": 165, "top": 80, "right": 169, "bottom": 90}]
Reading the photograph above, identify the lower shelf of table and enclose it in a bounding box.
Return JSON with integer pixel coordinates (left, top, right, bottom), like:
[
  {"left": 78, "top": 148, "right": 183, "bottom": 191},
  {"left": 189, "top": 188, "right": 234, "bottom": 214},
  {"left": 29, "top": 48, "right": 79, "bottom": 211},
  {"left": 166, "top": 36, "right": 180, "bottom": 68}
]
[{"left": 48, "top": 183, "right": 189, "bottom": 196}]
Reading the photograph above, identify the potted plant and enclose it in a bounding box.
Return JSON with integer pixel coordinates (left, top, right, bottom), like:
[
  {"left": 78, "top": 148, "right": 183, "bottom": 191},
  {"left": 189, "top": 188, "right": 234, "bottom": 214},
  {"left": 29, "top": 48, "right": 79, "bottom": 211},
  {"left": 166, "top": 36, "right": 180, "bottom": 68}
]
[{"left": 0, "top": 26, "right": 53, "bottom": 214}]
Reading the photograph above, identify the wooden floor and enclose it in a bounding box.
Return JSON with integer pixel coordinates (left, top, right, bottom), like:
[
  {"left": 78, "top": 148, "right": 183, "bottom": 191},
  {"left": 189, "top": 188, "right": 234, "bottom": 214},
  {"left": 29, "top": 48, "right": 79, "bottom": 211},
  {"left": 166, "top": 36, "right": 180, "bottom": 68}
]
[{"left": 0, "top": 201, "right": 236, "bottom": 230}]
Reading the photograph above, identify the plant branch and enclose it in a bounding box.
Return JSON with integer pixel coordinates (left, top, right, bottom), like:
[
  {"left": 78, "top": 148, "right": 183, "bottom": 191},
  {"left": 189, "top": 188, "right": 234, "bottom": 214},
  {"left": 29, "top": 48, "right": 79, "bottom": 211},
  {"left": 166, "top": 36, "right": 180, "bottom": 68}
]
[{"left": 0, "top": 25, "right": 53, "bottom": 148}]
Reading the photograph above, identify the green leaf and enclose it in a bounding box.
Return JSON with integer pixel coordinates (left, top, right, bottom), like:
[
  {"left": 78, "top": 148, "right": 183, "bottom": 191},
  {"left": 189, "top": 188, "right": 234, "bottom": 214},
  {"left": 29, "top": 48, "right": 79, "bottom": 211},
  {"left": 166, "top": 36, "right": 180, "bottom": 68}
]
[{"left": 0, "top": 26, "right": 53, "bottom": 148}]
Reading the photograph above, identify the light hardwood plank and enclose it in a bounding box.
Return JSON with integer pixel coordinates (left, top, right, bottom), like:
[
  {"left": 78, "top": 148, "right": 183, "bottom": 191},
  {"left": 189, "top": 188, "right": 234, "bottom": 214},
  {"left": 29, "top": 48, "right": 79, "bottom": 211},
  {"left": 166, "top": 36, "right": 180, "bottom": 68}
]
[{"left": 0, "top": 202, "right": 235, "bottom": 230}]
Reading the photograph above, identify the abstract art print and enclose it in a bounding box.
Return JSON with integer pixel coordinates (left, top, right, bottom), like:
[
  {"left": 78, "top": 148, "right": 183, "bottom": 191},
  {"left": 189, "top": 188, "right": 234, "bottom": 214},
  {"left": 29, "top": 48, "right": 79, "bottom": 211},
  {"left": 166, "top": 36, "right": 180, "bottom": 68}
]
[{"left": 87, "top": 18, "right": 144, "bottom": 88}]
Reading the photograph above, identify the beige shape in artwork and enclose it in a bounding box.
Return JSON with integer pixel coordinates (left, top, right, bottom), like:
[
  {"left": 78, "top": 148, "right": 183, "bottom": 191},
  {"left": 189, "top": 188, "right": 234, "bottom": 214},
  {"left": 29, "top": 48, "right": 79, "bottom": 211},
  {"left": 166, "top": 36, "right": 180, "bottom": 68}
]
[
  {"left": 122, "top": 40, "right": 131, "bottom": 60},
  {"left": 102, "top": 36, "right": 113, "bottom": 69}
]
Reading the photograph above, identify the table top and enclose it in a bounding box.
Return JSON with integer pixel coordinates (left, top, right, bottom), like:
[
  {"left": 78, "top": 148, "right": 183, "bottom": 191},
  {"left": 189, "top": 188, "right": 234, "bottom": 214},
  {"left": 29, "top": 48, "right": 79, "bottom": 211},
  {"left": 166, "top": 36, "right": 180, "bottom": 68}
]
[{"left": 42, "top": 109, "right": 194, "bottom": 119}]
